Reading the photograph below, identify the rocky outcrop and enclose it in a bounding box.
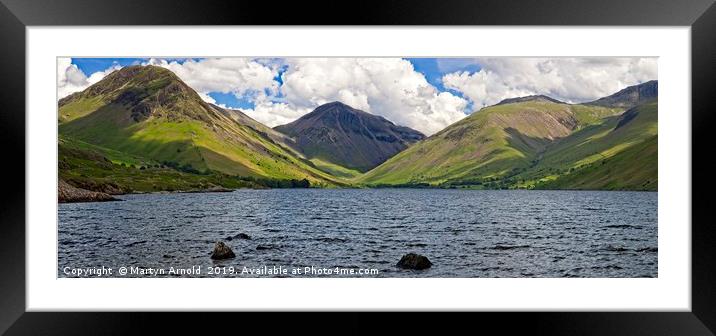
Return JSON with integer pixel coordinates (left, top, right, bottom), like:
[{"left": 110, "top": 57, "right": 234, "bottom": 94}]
[
  {"left": 205, "top": 186, "right": 233, "bottom": 192},
  {"left": 58, "top": 180, "right": 119, "bottom": 203},
  {"left": 397, "top": 253, "right": 432, "bottom": 270},
  {"left": 210, "top": 241, "right": 236, "bottom": 260}
]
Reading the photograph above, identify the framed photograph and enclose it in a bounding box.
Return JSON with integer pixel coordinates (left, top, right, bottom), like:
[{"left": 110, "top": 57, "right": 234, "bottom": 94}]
[{"left": 2, "top": 0, "right": 715, "bottom": 334}]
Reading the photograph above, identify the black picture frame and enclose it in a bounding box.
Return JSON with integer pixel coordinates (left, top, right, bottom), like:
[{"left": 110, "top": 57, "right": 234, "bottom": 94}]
[{"left": 1, "top": 0, "right": 714, "bottom": 334}]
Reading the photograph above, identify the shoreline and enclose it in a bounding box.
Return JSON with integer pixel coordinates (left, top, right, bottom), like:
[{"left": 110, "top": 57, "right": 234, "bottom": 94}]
[{"left": 60, "top": 184, "right": 658, "bottom": 204}]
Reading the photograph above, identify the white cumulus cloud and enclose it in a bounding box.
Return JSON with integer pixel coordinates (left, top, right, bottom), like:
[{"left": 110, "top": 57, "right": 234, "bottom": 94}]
[
  {"left": 145, "top": 58, "right": 280, "bottom": 99},
  {"left": 57, "top": 58, "right": 121, "bottom": 99},
  {"left": 277, "top": 58, "right": 468, "bottom": 135},
  {"left": 238, "top": 93, "right": 313, "bottom": 128},
  {"left": 59, "top": 57, "right": 473, "bottom": 135},
  {"left": 442, "top": 57, "right": 658, "bottom": 110},
  {"left": 59, "top": 57, "right": 655, "bottom": 136}
]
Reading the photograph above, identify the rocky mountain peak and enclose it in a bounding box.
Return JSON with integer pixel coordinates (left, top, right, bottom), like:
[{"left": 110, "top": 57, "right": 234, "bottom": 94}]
[
  {"left": 586, "top": 80, "right": 658, "bottom": 109},
  {"left": 60, "top": 65, "right": 205, "bottom": 122},
  {"left": 274, "top": 102, "right": 425, "bottom": 172}
]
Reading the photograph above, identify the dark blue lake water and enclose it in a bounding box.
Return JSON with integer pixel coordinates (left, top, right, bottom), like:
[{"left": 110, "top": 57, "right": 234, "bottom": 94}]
[{"left": 58, "top": 189, "right": 657, "bottom": 278}]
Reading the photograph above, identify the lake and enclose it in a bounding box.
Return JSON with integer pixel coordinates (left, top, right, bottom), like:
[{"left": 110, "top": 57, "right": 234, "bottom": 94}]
[{"left": 58, "top": 189, "right": 657, "bottom": 278}]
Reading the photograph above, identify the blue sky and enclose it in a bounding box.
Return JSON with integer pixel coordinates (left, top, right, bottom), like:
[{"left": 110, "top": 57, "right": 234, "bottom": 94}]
[
  {"left": 71, "top": 58, "right": 142, "bottom": 74},
  {"left": 70, "top": 57, "right": 478, "bottom": 110},
  {"left": 61, "top": 56, "right": 657, "bottom": 135},
  {"left": 405, "top": 58, "right": 479, "bottom": 91},
  {"left": 406, "top": 58, "right": 480, "bottom": 112},
  {"left": 206, "top": 92, "right": 255, "bottom": 110},
  {"left": 71, "top": 58, "right": 198, "bottom": 76}
]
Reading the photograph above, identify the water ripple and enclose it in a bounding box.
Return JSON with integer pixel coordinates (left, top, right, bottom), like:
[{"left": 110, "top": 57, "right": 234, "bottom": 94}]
[{"left": 58, "top": 189, "right": 657, "bottom": 278}]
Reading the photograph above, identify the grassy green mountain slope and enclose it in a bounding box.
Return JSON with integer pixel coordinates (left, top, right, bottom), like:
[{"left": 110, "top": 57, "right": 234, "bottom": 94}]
[
  {"left": 59, "top": 135, "right": 273, "bottom": 193},
  {"left": 59, "top": 65, "right": 344, "bottom": 187},
  {"left": 359, "top": 97, "right": 624, "bottom": 186},
  {"left": 527, "top": 102, "right": 657, "bottom": 190}
]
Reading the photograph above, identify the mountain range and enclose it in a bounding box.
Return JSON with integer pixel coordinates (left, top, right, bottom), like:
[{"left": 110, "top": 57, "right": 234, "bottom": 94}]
[
  {"left": 359, "top": 93, "right": 656, "bottom": 190},
  {"left": 58, "top": 65, "right": 657, "bottom": 193}
]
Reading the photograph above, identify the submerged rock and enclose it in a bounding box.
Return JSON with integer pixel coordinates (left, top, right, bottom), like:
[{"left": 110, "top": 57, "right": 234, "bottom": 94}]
[
  {"left": 396, "top": 253, "right": 432, "bottom": 270},
  {"left": 225, "top": 233, "right": 251, "bottom": 241},
  {"left": 58, "top": 180, "right": 120, "bottom": 203},
  {"left": 210, "top": 241, "right": 236, "bottom": 260},
  {"left": 256, "top": 244, "right": 278, "bottom": 250}
]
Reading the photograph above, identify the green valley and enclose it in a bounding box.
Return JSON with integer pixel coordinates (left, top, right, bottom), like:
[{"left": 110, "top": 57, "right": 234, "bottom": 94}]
[{"left": 58, "top": 64, "right": 658, "bottom": 197}]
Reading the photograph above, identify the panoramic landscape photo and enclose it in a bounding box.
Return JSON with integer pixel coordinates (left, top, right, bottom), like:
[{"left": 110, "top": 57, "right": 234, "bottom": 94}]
[{"left": 57, "top": 57, "right": 658, "bottom": 278}]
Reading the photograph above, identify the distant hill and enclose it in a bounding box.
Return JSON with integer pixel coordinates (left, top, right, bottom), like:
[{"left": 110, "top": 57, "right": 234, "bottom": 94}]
[
  {"left": 586, "top": 80, "right": 658, "bottom": 109},
  {"left": 360, "top": 81, "right": 657, "bottom": 191},
  {"left": 58, "top": 65, "right": 343, "bottom": 188},
  {"left": 496, "top": 95, "right": 564, "bottom": 105},
  {"left": 274, "top": 101, "right": 425, "bottom": 172}
]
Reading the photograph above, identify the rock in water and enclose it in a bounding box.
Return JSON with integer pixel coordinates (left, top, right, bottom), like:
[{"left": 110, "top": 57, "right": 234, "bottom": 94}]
[
  {"left": 58, "top": 180, "right": 119, "bottom": 203},
  {"left": 236, "top": 233, "right": 251, "bottom": 240},
  {"left": 397, "top": 253, "right": 432, "bottom": 270},
  {"left": 225, "top": 233, "right": 251, "bottom": 241},
  {"left": 211, "top": 241, "right": 236, "bottom": 260}
]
